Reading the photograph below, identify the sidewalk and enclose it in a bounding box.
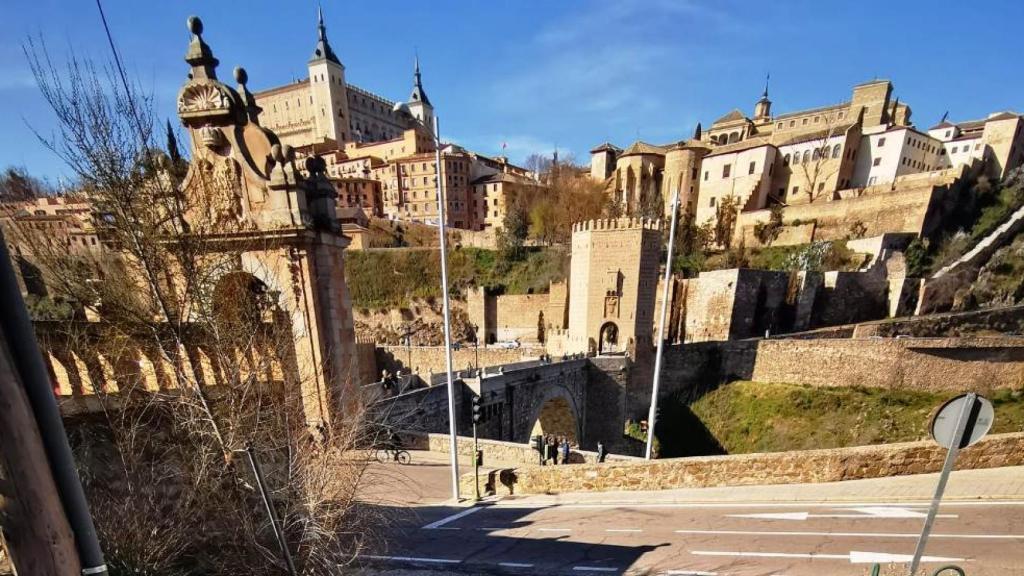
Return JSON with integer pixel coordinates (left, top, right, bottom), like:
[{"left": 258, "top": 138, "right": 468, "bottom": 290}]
[{"left": 495, "top": 465, "right": 1024, "bottom": 506}]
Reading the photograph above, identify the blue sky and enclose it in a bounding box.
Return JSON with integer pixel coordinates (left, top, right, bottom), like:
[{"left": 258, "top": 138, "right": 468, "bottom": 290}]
[{"left": 4, "top": 0, "right": 1023, "bottom": 181}]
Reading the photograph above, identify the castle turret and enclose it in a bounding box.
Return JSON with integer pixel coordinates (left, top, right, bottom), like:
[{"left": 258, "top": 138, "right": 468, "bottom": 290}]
[
  {"left": 308, "top": 6, "right": 351, "bottom": 143},
  {"left": 662, "top": 142, "right": 710, "bottom": 216}
]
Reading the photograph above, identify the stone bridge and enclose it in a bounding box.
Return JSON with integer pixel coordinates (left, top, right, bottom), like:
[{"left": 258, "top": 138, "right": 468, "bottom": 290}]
[{"left": 370, "top": 355, "right": 637, "bottom": 453}]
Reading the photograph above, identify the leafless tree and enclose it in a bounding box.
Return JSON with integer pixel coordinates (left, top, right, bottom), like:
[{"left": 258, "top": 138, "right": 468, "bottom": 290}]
[
  {"left": 10, "top": 39, "right": 382, "bottom": 575},
  {"left": 792, "top": 109, "right": 848, "bottom": 204}
]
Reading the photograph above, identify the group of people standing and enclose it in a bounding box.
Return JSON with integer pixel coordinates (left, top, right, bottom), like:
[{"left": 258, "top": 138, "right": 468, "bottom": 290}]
[
  {"left": 540, "top": 435, "right": 573, "bottom": 465},
  {"left": 533, "top": 435, "right": 610, "bottom": 465}
]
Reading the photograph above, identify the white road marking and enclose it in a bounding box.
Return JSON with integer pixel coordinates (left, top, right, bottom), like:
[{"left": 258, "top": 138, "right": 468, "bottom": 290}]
[
  {"left": 363, "top": 554, "right": 461, "bottom": 564},
  {"left": 421, "top": 506, "right": 483, "bottom": 529},
  {"left": 573, "top": 566, "right": 618, "bottom": 572},
  {"left": 675, "top": 528, "right": 1022, "bottom": 540},
  {"left": 730, "top": 511, "right": 956, "bottom": 520},
  {"left": 499, "top": 562, "right": 535, "bottom": 568},
  {"left": 606, "top": 528, "right": 643, "bottom": 532},
  {"left": 664, "top": 571, "right": 717, "bottom": 575},
  {"left": 691, "top": 550, "right": 966, "bottom": 564},
  {"left": 538, "top": 527, "right": 572, "bottom": 532},
  {"left": 495, "top": 500, "right": 1024, "bottom": 510}
]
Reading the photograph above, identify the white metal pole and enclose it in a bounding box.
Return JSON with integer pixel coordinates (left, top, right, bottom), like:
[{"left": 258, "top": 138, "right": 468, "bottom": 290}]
[
  {"left": 434, "top": 115, "right": 461, "bottom": 501},
  {"left": 645, "top": 187, "right": 681, "bottom": 460},
  {"left": 909, "top": 392, "right": 976, "bottom": 575}
]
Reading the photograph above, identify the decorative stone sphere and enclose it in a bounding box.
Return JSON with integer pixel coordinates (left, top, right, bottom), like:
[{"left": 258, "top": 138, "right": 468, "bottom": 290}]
[{"left": 187, "top": 16, "right": 203, "bottom": 35}]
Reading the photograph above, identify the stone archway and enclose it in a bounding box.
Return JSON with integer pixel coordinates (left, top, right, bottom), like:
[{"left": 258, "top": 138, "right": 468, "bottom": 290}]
[
  {"left": 599, "top": 321, "right": 619, "bottom": 355},
  {"left": 528, "top": 395, "right": 578, "bottom": 445}
]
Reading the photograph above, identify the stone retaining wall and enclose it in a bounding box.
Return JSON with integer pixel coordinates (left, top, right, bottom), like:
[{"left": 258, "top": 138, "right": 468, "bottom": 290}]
[
  {"left": 853, "top": 305, "right": 1024, "bottom": 338},
  {"left": 656, "top": 337, "right": 1024, "bottom": 407},
  {"left": 401, "top": 430, "right": 639, "bottom": 466},
  {"left": 375, "top": 345, "right": 540, "bottom": 379},
  {"left": 500, "top": 432, "right": 1024, "bottom": 495}
]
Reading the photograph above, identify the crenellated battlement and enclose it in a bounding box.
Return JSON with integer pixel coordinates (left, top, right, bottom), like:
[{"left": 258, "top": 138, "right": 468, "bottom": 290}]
[{"left": 572, "top": 217, "right": 663, "bottom": 233}]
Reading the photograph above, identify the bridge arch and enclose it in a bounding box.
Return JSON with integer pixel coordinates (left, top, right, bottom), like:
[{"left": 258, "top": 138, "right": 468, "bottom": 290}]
[{"left": 524, "top": 383, "right": 582, "bottom": 446}]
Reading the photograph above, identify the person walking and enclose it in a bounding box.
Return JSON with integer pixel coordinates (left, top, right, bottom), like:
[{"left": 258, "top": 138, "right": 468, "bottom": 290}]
[
  {"left": 597, "top": 441, "right": 607, "bottom": 463},
  {"left": 546, "top": 435, "right": 558, "bottom": 465},
  {"left": 560, "top": 437, "right": 571, "bottom": 465}
]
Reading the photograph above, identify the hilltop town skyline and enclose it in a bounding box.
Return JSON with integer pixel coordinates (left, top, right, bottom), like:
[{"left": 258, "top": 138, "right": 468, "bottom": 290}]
[{"left": 4, "top": 0, "right": 1024, "bottom": 181}]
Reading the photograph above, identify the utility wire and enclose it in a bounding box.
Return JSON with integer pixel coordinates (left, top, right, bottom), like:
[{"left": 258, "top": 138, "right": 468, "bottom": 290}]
[{"left": 94, "top": 0, "right": 148, "bottom": 147}]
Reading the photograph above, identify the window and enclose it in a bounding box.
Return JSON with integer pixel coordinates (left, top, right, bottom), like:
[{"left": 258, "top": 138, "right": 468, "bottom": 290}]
[
  {"left": 722, "top": 164, "right": 731, "bottom": 178},
  {"left": 951, "top": 146, "right": 958, "bottom": 154},
  {"left": 878, "top": 137, "right": 886, "bottom": 147},
  {"left": 812, "top": 148, "right": 821, "bottom": 161},
  {"left": 975, "top": 143, "right": 982, "bottom": 151},
  {"left": 792, "top": 186, "right": 799, "bottom": 196},
  {"left": 872, "top": 157, "right": 881, "bottom": 167},
  {"left": 832, "top": 144, "right": 841, "bottom": 158},
  {"left": 777, "top": 122, "right": 784, "bottom": 129},
  {"left": 802, "top": 118, "right": 809, "bottom": 125},
  {"left": 709, "top": 197, "right": 716, "bottom": 207},
  {"left": 748, "top": 161, "right": 756, "bottom": 175},
  {"left": 802, "top": 150, "right": 810, "bottom": 164},
  {"left": 814, "top": 115, "right": 820, "bottom": 123},
  {"left": 783, "top": 154, "right": 791, "bottom": 166},
  {"left": 703, "top": 171, "right": 709, "bottom": 181},
  {"left": 789, "top": 120, "right": 795, "bottom": 127},
  {"left": 945, "top": 130, "right": 951, "bottom": 138}
]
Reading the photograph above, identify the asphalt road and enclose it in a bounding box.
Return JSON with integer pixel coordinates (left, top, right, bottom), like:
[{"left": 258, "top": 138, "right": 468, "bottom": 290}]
[{"left": 359, "top": 457, "right": 1024, "bottom": 575}]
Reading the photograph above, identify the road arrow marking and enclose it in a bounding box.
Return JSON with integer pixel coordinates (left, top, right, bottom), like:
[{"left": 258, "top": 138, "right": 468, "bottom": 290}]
[
  {"left": 691, "top": 550, "right": 966, "bottom": 564},
  {"left": 730, "top": 509, "right": 957, "bottom": 521}
]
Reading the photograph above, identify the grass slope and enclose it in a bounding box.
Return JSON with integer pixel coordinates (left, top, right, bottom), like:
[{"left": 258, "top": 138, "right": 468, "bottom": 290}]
[
  {"left": 682, "top": 381, "right": 1024, "bottom": 455},
  {"left": 346, "top": 247, "right": 569, "bottom": 310}
]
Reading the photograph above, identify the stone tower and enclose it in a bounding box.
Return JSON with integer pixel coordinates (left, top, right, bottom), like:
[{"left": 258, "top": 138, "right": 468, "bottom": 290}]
[
  {"left": 753, "top": 74, "right": 772, "bottom": 121},
  {"left": 406, "top": 56, "right": 435, "bottom": 136},
  {"left": 566, "top": 218, "right": 662, "bottom": 357},
  {"left": 308, "top": 6, "right": 352, "bottom": 143},
  {"left": 177, "top": 16, "right": 359, "bottom": 430},
  {"left": 661, "top": 142, "right": 709, "bottom": 217}
]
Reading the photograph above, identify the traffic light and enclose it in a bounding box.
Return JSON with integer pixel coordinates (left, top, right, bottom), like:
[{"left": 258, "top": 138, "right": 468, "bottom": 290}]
[{"left": 472, "top": 396, "right": 482, "bottom": 424}]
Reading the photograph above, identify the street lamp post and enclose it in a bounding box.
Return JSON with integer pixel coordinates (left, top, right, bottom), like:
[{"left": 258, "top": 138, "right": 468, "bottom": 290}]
[
  {"left": 393, "top": 103, "right": 459, "bottom": 501},
  {"left": 645, "top": 186, "right": 681, "bottom": 460}
]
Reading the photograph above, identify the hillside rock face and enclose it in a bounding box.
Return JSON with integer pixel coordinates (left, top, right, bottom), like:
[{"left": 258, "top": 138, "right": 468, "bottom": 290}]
[
  {"left": 954, "top": 234, "right": 1024, "bottom": 311},
  {"left": 353, "top": 297, "right": 474, "bottom": 346}
]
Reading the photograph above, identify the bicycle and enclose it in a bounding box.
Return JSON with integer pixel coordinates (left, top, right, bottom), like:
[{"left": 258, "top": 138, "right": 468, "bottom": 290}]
[{"left": 373, "top": 448, "right": 411, "bottom": 464}]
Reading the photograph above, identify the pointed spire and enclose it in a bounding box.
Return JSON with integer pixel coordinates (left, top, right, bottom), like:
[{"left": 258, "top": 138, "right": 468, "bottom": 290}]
[
  {"left": 693, "top": 122, "right": 702, "bottom": 140},
  {"left": 184, "top": 16, "right": 219, "bottom": 80},
  {"left": 940, "top": 110, "right": 949, "bottom": 123},
  {"left": 409, "top": 53, "right": 431, "bottom": 106},
  {"left": 760, "top": 73, "right": 770, "bottom": 101},
  {"left": 310, "top": 5, "right": 340, "bottom": 65}
]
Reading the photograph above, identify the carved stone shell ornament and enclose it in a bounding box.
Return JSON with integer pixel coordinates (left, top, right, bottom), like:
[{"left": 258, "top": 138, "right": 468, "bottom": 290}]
[{"left": 177, "top": 83, "right": 232, "bottom": 117}]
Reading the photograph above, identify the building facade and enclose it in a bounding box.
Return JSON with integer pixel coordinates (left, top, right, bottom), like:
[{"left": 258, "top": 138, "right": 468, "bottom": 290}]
[
  {"left": 592, "top": 79, "right": 1024, "bottom": 232},
  {"left": 253, "top": 8, "right": 434, "bottom": 149}
]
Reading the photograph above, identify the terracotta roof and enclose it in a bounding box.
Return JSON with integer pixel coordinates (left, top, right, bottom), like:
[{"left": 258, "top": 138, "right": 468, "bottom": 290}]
[
  {"left": 986, "top": 111, "right": 1021, "bottom": 122},
  {"left": 620, "top": 141, "right": 668, "bottom": 157},
  {"left": 704, "top": 137, "right": 773, "bottom": 158},
  {"left": 713, "top": 109, "right": 747, "bottom": 124},
  {"left": 774, "top": 102, "right": 849, "bottom": 121},
  {"left": 775, "top": 124, "right": 855, "bottom": 147},
  {"left": 929, "top": 120, "right": 955, "bottom": 130},
  {"left": 590, "top": 142, "right": 622, "bottom": 153}
]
